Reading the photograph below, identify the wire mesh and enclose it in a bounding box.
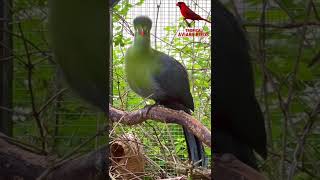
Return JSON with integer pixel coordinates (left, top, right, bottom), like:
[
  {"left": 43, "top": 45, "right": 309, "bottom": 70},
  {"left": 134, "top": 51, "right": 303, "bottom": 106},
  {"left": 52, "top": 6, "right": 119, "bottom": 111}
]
[
  {"left": 10, "top": 0, "right": 105, "bottom": 156},
  {"left": 222, "top": 0, "right": 320, "bottom": 178},
  {"left": 111, "top": 0, "right": 211, "bottom": 178}
]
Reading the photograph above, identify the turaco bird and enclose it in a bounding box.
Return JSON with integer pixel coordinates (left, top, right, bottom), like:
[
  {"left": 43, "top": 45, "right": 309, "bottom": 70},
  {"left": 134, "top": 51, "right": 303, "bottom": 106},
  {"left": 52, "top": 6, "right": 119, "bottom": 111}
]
[
  {"left": 176, "top": 2, "right": 211, "bottom": 27},
  {"left": 49, "top": 0, "right": 108, "bottom": 113},
  {"left": 213, "top": 0, "right": 267, "bottom": 169},
  {"left": 125, "top": 16, "right": 206, "bottom": 166}
]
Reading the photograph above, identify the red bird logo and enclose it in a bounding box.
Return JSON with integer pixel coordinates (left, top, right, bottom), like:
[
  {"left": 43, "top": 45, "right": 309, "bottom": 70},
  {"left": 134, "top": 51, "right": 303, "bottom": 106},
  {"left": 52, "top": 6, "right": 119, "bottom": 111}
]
[{"left": 176, "top": 2, "right": 211, "bottom": 27}]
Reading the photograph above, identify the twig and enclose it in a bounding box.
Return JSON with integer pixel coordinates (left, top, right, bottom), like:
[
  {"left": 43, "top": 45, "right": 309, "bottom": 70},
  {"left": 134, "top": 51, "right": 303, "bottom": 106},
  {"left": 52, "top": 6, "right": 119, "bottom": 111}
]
[
  {"left": 36, "top": 126, "right": 107, "bottom": 180},
  {"left": 268, "top": 151, "right": 319, "bottom": 178},
  {"left": 287, "top": 2, "right": 313, "bottom": 179},
  {"left": 243, "top": 21, "right": 320, "bottom": 29},
  {"left": 154, "top": 0, "right": 162, "bottom": 50},
  {"left": 38, "top": 88, "right": 68, "bottom": 115},
  {"left": 17, "top": 22, "right": 46, "bottom": 151}
]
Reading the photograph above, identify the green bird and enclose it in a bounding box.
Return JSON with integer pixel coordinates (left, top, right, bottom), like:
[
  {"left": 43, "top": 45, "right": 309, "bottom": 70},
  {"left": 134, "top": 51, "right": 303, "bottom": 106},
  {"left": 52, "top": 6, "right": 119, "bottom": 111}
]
[
  {"left": 49, "top": 0, "right": 108, "bottom": 113},
  {"left": 125, "top": 16, "right": 205, "bottom": 166}
]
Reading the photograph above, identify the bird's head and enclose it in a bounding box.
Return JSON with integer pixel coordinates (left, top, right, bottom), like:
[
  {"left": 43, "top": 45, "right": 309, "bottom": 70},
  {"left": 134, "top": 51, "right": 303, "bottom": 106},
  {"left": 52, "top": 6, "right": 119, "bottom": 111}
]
[
  {"left": 176, "top": 2, "right": 186, "bottom": 8},
  {"left": 133, "top": 16, "right": 152, "bottom": 38}
]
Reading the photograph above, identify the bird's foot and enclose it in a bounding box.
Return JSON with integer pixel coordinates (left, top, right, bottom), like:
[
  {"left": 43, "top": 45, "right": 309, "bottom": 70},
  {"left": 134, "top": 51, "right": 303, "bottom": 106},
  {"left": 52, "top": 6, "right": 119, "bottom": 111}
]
[
  {"left": 144, "top": 103, "right": 159, "bottom": 115},
  {"left": 184, "top": 18, "right": 191, "bottom": 27}
]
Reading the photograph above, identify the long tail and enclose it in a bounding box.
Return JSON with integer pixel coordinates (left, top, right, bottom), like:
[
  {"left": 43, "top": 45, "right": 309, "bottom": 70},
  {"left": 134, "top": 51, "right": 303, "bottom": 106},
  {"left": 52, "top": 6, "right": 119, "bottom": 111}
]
[
  {"left": 159, "top": 101, "right": 206, "bottom": 166},
  {"left": 214, "top": 129, "right": 258, "bottom": 169},
  {"left": 201, "top": 18, "right": 211, "bottom": 23},
  {"left": 183, "top": 127, "right": 206, "bottom": 166}
]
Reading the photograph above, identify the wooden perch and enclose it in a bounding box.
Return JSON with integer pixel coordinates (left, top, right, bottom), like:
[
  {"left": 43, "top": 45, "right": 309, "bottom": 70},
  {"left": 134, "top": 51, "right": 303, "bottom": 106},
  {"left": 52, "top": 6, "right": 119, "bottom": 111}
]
[
  {"left": 213, "top": 154, "right": 267, "bottom": 180},
  {"left": 109, "top": 105, "right": 211, "bottom": 147},
  {"left": 0, "top": 132, "right": 106, "bottom": 180},
  {"left": 0, "top": 106, "right": 267, "bottom": 180},
  {"left": 0, "top": 133, "right": 47, "bottom": 179},
  {"left": 167, "top": 161, "right": 211, "bottom": 179}
]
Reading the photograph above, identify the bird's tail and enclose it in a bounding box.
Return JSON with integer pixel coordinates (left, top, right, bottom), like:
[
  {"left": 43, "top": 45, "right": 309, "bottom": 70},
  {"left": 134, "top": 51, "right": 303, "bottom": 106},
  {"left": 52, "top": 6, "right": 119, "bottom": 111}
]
[
  {"left": 159, "top": 101, "right": 206, "bottom": 166},
  {"left": 183, "top": 127, "right": 206, "bottom": 166},
  {"left": 202, "top": 18, "right": 211, "bottom": 23},
  {"left": 214, "top": 129, "right": 258, "bottom": 169}
]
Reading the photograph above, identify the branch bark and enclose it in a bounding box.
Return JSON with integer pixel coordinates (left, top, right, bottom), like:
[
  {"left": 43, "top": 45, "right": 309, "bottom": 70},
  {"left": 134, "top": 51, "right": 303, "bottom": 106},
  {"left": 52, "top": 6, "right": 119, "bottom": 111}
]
[
  {"left": 0, "top": 132, "right": 106, "bottom": 180},
  {"left": 213, "top": 154, "right": 267, "bottom": 180},
  {"left": 1, "top": 106, "right": 268, "bottom": 180},
  {"left": 109, "top": 105, "right": 211, "bottom": 147},
  {"left": 0, "top": 133, "right": 47, "bottom": 180}
]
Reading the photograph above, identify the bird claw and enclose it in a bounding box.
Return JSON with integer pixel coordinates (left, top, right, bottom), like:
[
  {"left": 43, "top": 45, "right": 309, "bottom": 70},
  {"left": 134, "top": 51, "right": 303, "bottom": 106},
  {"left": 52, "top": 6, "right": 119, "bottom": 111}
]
[
  {"left": 144, "top": 103, "right": 159, "bottom": 115},
  {"left": 183, "top": 19, "right": 191, "bottom": 27}
]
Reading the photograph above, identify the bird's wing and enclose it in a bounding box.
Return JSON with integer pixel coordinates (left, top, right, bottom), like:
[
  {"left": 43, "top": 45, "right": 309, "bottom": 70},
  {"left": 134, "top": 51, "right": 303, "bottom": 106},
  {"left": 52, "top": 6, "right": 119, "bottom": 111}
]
[
  {"left": 184, "top": 6, "right": 202, "bottom": 19},
  {"left": 152, "top": 51, "right": 194, "bottom": 111}
]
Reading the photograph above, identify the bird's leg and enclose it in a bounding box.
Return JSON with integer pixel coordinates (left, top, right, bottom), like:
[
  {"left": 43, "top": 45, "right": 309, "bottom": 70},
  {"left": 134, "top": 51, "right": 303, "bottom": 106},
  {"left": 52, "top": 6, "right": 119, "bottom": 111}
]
[
  {"left": 184, "top": 18, "right": 191, "bottom": 27},
  {"left": 144, "top": 102, "right": 160, "bottom": 115}
]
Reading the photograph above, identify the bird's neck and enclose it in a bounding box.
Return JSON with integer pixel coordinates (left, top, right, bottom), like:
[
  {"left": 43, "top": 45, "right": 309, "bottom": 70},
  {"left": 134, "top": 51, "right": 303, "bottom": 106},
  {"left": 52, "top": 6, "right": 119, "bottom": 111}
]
[{"left": 133, "top": 35, "right": 152, "bottom": 53}]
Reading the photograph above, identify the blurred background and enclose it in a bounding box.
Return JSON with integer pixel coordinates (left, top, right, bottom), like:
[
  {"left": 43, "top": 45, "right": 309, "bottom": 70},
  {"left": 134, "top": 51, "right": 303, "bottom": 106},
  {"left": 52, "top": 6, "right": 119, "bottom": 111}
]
[
  {"left": 220, "top": 0, "right": 320, "bottom": 179},
  {"left": 0, "top": 0, "right": 105, "bottom": 159}
]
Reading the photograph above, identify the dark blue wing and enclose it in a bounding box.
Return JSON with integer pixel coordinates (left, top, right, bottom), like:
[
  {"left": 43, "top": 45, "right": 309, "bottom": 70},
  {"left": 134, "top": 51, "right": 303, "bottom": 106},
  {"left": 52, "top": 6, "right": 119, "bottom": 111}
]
[{"left": 152, "top": 51, "right": 194, "bottom": 111}]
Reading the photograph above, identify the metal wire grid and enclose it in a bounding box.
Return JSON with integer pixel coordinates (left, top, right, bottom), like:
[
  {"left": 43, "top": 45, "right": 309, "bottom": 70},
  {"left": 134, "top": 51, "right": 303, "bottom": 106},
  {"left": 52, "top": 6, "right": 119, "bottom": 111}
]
[
  {"left": 11, "top": 1, "right": 105, "bottom": 155},
  {"left": 225, "top": 0, "right": 320, "bottom": 176},
  {"left": 111, "top": 0, "right": 211, "bottom": 177}
]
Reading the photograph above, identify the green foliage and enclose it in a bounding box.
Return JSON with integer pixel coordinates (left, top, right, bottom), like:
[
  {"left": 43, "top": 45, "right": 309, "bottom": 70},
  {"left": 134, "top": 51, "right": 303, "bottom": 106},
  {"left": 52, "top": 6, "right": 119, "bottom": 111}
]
[
  {"left": 11, "top": 0, "right": 105, "bottom": 156},
  {"left": 111, "top": 0, "right": 211, "bottom": 176},
  {"left": 243, "top": 0, "right": 320, "bottom": 179}
]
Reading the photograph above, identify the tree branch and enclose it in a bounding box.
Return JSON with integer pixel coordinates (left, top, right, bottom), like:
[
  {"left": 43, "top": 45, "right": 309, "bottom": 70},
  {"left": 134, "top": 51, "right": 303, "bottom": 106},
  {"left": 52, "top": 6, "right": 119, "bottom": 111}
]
[
  {"left": 0, "top": 132, "right": 106, "bottom": 180},
  {"left": 213, "top": 154, "right": 267, "bottom": 180},
  {"left": 109, "top": 105, "right": 211, "bottom": 147}
]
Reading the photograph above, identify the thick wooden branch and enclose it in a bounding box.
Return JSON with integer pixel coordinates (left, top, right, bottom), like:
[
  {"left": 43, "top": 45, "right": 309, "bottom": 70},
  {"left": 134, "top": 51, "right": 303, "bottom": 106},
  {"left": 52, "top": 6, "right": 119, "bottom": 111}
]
[
  {"left": 167, "top": 161, "right": 211, "bottom": 179},
  {"left": 109, "top": 105, "right": 211, "bottom": 147},
  {"left": 46, "top": 147, "right": 106, "bottom": 180},
  {"left": 0, "top": 132, "right": 106, "bottom": 180},
  {"left": 0, "top": 133, "right": 47, "bottom": 179},
  {"left": 213, "top": 154, "right": 267, "bottom": 180}
]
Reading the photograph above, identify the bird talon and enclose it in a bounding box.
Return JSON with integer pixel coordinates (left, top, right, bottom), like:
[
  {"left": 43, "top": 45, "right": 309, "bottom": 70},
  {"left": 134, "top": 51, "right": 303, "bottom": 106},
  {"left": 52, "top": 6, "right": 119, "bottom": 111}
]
[{"left": 144, "top": 103, "right": 159, "bottom": 115}]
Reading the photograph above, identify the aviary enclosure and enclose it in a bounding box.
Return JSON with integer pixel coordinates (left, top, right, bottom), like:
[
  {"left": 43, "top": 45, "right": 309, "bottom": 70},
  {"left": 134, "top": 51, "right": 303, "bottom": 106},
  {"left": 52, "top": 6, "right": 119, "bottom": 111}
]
[
  {"left": 110, "top": 0, "right": 211, "bottom": 178},
  {"left": 0, "top": 0, "right": 320, "bottom": 179},
  {"left": 217, "top": 0, "right": 320, "bottom": 179}
]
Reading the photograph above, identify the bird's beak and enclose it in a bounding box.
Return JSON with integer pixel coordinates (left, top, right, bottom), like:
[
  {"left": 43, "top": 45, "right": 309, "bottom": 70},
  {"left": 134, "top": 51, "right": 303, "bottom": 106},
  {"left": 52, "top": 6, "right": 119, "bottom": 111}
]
[
  {"left": 176, "top": 3, "right": 179, "bottom": 6},
  {"left": 139, "top": 29, "right": 145, "bottom": 37}
]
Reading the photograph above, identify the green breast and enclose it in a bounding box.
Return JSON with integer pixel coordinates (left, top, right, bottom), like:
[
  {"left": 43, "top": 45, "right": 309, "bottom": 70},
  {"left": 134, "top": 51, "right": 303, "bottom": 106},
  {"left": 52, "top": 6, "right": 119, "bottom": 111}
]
[{"left": 125, "top": 48, "right": 160, "bottom": 98}]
